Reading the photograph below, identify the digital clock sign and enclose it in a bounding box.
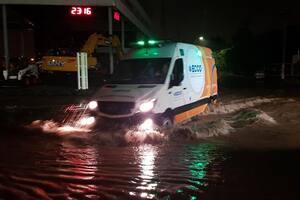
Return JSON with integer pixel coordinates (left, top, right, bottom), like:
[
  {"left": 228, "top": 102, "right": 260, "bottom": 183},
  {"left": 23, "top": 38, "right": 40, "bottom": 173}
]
[{"left": 70, "top": 7, "right": 92, "bottom": 16}]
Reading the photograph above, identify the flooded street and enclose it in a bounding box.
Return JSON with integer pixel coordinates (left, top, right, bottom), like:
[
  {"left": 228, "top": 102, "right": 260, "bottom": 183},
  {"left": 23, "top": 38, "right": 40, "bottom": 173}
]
[
  {"left": 1, "top": 92, "right": 300, "bottom": 199},
  {"left": 0, "top": 137, "right": 224, "bottom": 199}
]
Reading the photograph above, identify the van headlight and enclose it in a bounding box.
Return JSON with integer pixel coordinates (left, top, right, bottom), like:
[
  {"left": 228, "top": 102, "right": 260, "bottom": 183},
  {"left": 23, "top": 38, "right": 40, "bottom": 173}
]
[
  {"left": 88, "top": 101, "right": 98, "bottom": 110},
  {"left": 139, "top": 99, "right": 156, "bottom": 112}
]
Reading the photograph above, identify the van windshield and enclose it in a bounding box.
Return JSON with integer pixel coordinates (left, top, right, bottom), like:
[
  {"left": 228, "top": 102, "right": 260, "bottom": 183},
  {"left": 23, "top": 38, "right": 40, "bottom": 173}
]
[{"left": 109, "top": 58, "right": 171, "bottom": 84}]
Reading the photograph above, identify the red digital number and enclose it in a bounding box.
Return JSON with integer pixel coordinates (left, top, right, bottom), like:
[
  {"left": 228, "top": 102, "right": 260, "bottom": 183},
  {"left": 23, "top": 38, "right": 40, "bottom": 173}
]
[
  {"left": 71, "top": 7, "right": 77, "bottom": 15},
  {"left": 70, "top": 7, "right": 92, "bottom": 16},
  {"left": 76, "top": 7, "right": 82, "bottom": 15},
  {"left": 84, "top": 8, "right": 92, "bottom": 15}
]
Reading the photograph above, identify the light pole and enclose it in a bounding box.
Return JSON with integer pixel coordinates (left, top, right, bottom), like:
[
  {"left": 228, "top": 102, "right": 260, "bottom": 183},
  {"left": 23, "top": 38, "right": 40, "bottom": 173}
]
[{"left": 280, "top": 9, "right": 288, "bottom": 80}]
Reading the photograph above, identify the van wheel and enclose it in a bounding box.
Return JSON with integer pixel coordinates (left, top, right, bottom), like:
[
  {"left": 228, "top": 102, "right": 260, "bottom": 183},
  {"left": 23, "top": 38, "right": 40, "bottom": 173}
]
[{"left": 161, "top": 115, "right": 173, "bottom": 128}]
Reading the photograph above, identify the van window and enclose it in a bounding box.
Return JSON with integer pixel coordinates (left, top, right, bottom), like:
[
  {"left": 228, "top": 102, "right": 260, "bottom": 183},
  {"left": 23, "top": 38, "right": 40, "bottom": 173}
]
[
  {"left": 170, "top": 58, "right": 184, "bottom": 87},
  {"left": 110, "top": 58, "right": 171, "bottom": 84}
]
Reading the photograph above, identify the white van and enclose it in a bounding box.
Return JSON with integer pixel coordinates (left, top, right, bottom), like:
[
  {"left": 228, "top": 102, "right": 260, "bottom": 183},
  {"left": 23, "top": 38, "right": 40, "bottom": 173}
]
[{"left": 87, "top": 41, "right": 218, "bottom": 130}]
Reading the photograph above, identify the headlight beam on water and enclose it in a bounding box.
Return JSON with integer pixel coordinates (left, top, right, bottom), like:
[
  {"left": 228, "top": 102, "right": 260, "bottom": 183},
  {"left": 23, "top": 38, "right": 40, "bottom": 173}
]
[
  {"left": 139, "top": 119, "right": 154, "bottom": 132},
  {"left": 78, "top": 116, "right": 96, "bottom": 126}
]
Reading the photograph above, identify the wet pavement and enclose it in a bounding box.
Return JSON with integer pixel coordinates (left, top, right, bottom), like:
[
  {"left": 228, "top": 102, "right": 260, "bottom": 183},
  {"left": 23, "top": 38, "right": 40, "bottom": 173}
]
[{"left": 1, "top": 87, "right": 300, "bottom": 200}]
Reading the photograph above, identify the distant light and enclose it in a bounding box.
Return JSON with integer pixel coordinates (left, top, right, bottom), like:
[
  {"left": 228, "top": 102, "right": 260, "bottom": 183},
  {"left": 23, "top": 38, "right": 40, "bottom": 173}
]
[
  {"left": 137, "top": 41, "right": 145, "bottom": 46},
  {"left": 70, "top": 7, "right": 92, "bottom": 16},
  {"left": 113, "top": 11, "right": 121, "bottom": 21},
  {"left": 199, "top": 36, "right": 204, "bottom": 41}
]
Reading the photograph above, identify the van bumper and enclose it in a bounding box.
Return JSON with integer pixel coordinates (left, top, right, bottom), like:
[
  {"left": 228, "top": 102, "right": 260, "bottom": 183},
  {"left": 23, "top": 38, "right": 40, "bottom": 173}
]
[{"left": 88, "top": 111, "right": 163, "bottom": 129}]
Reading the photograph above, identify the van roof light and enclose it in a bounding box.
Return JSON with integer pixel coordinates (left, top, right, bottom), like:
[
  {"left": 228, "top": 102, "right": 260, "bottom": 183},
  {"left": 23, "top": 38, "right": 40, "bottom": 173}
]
[
  {"left": 132, "top": 39, "right": 170, "bottom": 48},
  {"left": 148, "top": 40, "right": 158, "bottom": 45},
  {"left": 137, "top": 40, "right": 145, "bottom": 46}
]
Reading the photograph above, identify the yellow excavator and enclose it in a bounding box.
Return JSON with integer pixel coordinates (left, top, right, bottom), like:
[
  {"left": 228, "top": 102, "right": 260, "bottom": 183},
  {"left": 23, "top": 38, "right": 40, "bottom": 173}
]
[{"left": 41, "top": 33, "right": 123, "bottom": 72}]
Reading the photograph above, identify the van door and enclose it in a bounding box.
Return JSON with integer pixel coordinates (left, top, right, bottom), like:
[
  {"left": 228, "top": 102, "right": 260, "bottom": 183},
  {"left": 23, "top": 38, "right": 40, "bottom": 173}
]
[{"left": 168, "top": 58, "right": 186, "bottom": 110}]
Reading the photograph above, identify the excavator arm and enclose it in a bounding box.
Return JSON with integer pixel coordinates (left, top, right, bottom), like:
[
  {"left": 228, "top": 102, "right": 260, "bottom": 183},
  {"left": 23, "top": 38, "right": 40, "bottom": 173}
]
[{"left": 81, "top": 33, "right": 123, "bottom": 59}]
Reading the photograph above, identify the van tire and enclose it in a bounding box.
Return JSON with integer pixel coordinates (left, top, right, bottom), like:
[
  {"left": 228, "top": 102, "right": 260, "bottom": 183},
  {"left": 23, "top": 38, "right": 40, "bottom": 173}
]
[{"left": 160, "top": 111, "right": 174, "bottom": 128}]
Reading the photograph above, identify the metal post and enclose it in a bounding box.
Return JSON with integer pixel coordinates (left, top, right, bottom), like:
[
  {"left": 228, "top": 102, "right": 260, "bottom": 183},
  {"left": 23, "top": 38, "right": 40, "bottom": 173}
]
[
  {"left": 77, "top": 52, "right": 81, "bottom": 90},
  {"left": 108, "top": 7, "right": 113, "bottom": 74},
  {"left": 81, "top": 53, "right": 86, "bottom": 90},
  {"left": 77, "top": 52, "right": 88, "bottom": 90},
  {"left": 121, "top": 18, "right": 125, "bottom": 51},
  {"left": 2, "top": 5, "right": 9, "bottom": 71},
  {"left": 281, "top": 22, "right": 287, "bottom": 80},
  {"left": 84, "top": 53, "right": 88, "bottom": 89}
]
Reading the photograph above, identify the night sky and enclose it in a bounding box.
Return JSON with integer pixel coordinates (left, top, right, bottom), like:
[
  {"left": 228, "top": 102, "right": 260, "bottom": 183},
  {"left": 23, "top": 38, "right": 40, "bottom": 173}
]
[
  {"left": 3, "top": 1, "right": 300, "bottom": 61},
  {"left": 140, "top": 0, "right": 300, "bottom": 42}
]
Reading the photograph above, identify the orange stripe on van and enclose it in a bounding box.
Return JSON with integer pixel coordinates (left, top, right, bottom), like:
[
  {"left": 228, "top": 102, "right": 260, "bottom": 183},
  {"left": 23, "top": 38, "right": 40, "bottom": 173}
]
[{"left": 174, "top": 104, "right": 208, "bottom": 124}]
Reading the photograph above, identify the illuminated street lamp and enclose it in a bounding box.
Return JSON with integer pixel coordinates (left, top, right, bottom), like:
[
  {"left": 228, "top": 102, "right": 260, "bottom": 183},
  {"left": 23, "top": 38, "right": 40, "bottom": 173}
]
[{"left": 199, "top": 36, "right": 204, "bottom": 41}]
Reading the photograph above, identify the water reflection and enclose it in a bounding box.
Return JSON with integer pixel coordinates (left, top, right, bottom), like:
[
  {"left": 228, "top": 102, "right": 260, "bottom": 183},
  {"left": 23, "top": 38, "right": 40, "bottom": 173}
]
[
  {"left": 157, "top": 144, "right": 219, "bottom": 200},
  {"left": 0, "top": 132, "right": 222, "bottom": 200},
  {"left": 135, "top": 144, "right": 158, "bottom": 198},
  {"left": 57, "top": 142, "right": 99, "bottom": 198},
  {"left": 188, "top": 144, "right": 216, "bottom": 187}
]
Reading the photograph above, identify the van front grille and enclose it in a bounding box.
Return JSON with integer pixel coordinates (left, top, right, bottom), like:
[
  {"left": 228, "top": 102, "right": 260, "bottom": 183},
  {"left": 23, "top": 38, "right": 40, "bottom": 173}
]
[{"left": 98, "top": 101, "right": 135, "bottom": 115}]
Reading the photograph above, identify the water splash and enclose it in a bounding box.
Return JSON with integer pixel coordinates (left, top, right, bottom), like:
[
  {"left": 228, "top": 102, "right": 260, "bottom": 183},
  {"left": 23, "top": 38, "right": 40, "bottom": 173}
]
[
  {"left": 168, "top": 107, "right": 277, "bottom": 140},
  {"left": 28, "top": 120, "right": 91, "bottom": 135},
  {"left": 26, "top": 103, "right": 96, "bottom": 137},
  {"left": 125, "top": 129, "right": 166, "bottom": 144},
  {"left": 25, "top": 97, "right": 280, "bottom": 144},
  {"left": 203, "top": 97, "right": 281, "bottom": 115}
]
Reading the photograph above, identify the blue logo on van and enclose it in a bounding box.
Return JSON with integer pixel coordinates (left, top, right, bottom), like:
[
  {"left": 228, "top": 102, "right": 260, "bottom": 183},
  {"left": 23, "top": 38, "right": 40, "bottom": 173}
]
[
  {"left": 174, "top": 91, "right": 182, "bottom": 96},
  {"left": 189, "top": 65, "right": 202, "bottom": 73}
]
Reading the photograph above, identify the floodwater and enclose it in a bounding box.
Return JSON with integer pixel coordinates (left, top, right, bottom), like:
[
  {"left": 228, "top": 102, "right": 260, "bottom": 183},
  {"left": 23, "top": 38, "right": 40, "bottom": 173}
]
[{"left": 1, "top": 95, "right": 300, "bottom": 200}]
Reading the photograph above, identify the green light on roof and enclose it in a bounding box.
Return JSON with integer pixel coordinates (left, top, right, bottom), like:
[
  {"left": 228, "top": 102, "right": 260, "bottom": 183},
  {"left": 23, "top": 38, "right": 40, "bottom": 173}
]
[
  {"left": 137, "top": 40, "right": 145, "bottom": 46},
  {"left": 148, "top": 40, "right": 157, "bottom": 45}
]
